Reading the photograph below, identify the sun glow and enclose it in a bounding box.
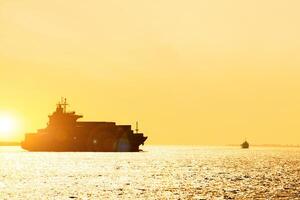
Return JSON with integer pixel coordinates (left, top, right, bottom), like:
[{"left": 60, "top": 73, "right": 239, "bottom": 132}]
[{"left": 0, "top": 115, "right": 19, "bottom": 140}]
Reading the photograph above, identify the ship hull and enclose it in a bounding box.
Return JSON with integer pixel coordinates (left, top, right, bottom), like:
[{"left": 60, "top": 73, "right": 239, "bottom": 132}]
[
  {"left": 21, "top": 122, "right": 147, "bottom": 152},
  {"left": 21, "top": 134, "right": 147, "bottom": 152}
]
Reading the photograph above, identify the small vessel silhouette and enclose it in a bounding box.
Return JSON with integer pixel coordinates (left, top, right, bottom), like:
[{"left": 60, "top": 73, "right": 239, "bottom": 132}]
[
  {"left": 241, "top": 140, "right": 249, "bottom": 149},
  {"left": 21, "top": 98, "right": 147, "bottom": 152}
]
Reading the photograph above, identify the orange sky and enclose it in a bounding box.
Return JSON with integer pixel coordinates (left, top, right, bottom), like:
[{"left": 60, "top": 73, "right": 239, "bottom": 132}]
[{"left": 1, "top": 0, "right": 300, "bottom": 145}]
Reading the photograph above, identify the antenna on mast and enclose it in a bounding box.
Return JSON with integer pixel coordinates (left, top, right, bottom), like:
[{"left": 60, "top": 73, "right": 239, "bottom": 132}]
[{"left": 135, "top": 121, "right": 139, "bottom": 133}]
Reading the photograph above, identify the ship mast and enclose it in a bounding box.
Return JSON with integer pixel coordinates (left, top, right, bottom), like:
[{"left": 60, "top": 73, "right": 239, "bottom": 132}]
[
  {"left": 60, "top": 97, "right": 68, "bottom": 113},
  {"left": 135, "top": 121, "right": 139, "bottom": 133}
]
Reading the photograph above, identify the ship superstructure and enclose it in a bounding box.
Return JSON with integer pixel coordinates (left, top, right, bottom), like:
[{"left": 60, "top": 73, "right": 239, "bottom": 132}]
[{"left": 21, "top": 99, "right": 147, "bottom": 152}]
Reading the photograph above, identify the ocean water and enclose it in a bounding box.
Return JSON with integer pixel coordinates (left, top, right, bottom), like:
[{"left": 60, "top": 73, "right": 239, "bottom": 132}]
[{"left": 0, "top": 146, "right": 300, "bottom": 200}]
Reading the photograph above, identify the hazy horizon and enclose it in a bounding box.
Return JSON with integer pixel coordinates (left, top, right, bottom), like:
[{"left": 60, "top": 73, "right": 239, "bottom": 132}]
[{"left": 1, "top": 0, "right": 300, "bottom": 145}]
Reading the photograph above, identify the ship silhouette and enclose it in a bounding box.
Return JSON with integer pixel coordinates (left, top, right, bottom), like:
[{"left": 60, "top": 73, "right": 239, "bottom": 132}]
[
  {"left": 21, "top": 98, "right": 147, "bottom": 152},
  {"left": 241, "top": 140, "right": 249, "bottom": 149}
]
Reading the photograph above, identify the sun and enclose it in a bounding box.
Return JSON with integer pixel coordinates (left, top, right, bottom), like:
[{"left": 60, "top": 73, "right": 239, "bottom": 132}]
[
  {"left": 0, "top": 115, "right": 16, "bottom": 138},
  {"left": 0, "top": 117, "right": 13, "bottom": 132}
]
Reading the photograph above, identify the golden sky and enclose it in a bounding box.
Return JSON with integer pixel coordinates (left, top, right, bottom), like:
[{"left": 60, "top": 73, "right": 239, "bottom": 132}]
[{"left": 1, "top": 0, "right": 300, "bottom": 145}]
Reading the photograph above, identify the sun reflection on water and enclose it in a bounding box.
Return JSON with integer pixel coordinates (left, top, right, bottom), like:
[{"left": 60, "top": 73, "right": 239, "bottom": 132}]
[{"left": 0, "top": 146, "right": 299, "bottom": 199}]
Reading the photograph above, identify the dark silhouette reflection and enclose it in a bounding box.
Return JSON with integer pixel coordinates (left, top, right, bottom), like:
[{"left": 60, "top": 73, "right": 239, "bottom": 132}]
[{"left": 21, "top": 98, "right": 147, "bottom": 152}]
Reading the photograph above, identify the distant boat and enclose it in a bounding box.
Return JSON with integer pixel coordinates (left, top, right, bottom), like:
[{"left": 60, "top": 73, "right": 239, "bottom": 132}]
[{"left": 241, "top": 141, "right": 249, "bottom": 149}]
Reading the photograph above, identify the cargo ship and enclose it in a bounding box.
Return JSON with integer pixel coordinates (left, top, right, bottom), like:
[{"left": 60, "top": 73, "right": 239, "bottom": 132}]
[{"left": 21, "top": 98, "right": 147, "bottom": 152}]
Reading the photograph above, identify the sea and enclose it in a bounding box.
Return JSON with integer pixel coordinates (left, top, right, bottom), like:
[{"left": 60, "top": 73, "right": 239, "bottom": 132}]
[{"left": 0, "top": 146, "right": 300, "bottom": 200}]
